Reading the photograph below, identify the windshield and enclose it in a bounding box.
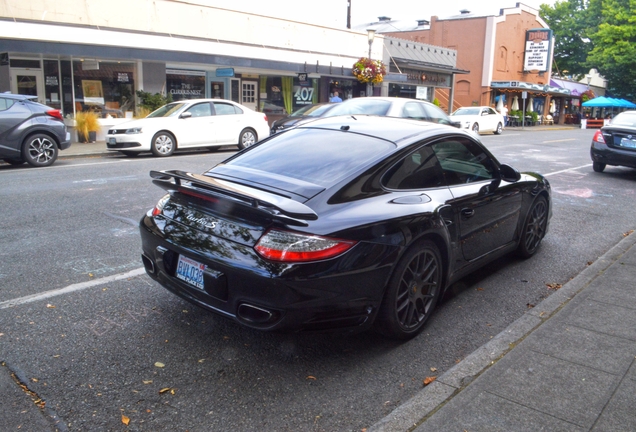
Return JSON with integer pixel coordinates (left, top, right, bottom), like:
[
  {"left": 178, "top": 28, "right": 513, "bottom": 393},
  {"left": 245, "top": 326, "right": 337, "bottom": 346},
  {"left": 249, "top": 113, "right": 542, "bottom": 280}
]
[
  {"left": 147, "top": 103, "right": 186, "bottom": 118},
  {"left": 453, "top": 108, "right": 480, "bottom": 116},
  {"left": 222, "top": 128, "right": 395, "bottom": 187}
]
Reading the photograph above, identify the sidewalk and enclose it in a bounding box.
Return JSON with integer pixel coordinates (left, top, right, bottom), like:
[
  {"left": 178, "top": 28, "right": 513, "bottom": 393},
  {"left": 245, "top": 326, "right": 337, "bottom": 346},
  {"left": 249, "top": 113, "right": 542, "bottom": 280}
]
[{"left": 370, "top": 231, "right": 636, "bottom": 431}]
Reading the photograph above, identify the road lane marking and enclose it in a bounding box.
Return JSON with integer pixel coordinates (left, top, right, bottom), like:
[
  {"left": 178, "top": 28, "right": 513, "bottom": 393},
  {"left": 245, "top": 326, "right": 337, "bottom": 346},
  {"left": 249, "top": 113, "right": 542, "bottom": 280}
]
[
  {"left": 543, "top": 139, "right": 577, "bottom": 143},
  {"left": 543, "top": 164, "right": 592, "bottom": 177},
  {"left": 0, "top": 268, "right": 146, "bottom": 310}
]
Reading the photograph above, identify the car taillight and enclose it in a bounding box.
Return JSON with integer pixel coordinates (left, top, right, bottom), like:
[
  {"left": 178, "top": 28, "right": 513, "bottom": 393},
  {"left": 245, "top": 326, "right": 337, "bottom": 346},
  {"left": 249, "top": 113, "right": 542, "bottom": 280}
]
[
  {"left": 592, "top": 130, "right": 606, "bottom": 144},
  {"left": 254, "top": 229, "right": 356, "bottom": 262},
  {"left": 151, "top": 194, "right": 171, "bottom": 217},
  {"left": 262, "top": 113, "right": 268, "bottom": 123},
  {"left": 46, "top": 109, "right": 64, "bottom": 120}
]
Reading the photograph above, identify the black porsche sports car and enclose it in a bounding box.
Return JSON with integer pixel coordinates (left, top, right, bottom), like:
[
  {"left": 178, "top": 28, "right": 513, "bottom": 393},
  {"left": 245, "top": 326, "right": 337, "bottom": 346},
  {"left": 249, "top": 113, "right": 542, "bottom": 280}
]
[{"left": 140, "top": 115, "right": 551, "bottom": 339}]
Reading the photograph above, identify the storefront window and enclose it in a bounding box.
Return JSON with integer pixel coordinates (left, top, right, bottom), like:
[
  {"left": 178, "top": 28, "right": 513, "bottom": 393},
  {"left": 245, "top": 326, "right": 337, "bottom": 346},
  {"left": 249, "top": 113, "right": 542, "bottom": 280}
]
[
  {"left": 43, "top": 60, "right": 61, "bottom": 112},
  {"left": 259, "top": 76, "right": 320, "bottom": 116},
  {"left": 166, "top": 69, "right": 205, "bottom": 101},
  {"left": 73, "top": 60, "right": 135, "bottom": 118}
]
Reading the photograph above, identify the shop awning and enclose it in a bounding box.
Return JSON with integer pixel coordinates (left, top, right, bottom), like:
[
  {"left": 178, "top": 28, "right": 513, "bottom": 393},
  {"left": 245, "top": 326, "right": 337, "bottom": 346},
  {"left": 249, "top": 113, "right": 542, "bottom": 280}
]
[
  {"left": 550, "top": 78, "right": 589, "bottom": 96},
  {"left": 582, "top": 96, "right": 636, "bottom": 108},
  {"left": 491, "top": 80, "right": 570, "bottom": 96}
]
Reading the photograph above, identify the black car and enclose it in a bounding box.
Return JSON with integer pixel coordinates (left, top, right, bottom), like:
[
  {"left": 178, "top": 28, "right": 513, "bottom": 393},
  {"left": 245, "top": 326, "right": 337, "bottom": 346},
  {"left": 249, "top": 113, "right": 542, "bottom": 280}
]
[
  {"left": 140, "top": 115, "right": 551, "bottom": 339},
  {"left": 270, "top": 103, "right": 336, "bottom": 134},
  {"left": 0, "top": 93, "right": 71, "bottom": 167},
  {"left": 590, "top": 110, "right": 636, "bottom": 172}
]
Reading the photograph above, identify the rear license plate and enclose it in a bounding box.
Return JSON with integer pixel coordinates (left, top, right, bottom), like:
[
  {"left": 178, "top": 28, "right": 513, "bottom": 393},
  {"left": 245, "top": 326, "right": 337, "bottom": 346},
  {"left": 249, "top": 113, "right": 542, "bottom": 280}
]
[
  {"left": 176, "top": 255, "right": 206, "bottom": 290},
  {"left": 620, "top": 138, "right": 636, "bottom": 148},
  {"left": 108, "top": 137, "right": 116, "bottom": 144}
]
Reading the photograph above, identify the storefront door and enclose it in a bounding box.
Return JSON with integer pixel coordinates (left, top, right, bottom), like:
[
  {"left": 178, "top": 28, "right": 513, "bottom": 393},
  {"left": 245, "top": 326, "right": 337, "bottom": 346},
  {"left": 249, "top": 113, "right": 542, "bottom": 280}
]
[
  {"left": 242, "top": 81, "right": 257, "bottom": 111},
  {"left": 10, "top": 68, "right": 45, "bottom": 104}
]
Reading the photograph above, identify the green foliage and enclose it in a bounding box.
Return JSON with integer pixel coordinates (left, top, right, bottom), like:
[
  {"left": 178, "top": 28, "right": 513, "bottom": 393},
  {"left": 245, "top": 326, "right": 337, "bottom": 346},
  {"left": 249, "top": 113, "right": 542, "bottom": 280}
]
[
  {"left": 539, "top": 0, "right": 595, "bottom": 78},
  {"left": 135, "top": 90, "right": 172, "bottom": 112},
  {"left": 587, "top": 0, "right": 636, "bottom": 99}
]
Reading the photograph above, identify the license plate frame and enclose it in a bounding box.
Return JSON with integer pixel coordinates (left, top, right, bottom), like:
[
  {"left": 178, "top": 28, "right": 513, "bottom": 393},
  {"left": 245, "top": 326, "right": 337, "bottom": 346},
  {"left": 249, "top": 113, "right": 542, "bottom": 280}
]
[{"left": 175, "top": 255, "right": 206, "bottom": 290}]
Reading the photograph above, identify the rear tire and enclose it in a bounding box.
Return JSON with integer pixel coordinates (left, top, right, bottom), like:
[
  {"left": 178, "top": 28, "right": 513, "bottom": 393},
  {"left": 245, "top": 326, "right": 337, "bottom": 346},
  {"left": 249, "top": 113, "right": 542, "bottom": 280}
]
[
  {"left": 22, "top": 134, "right": 58, "bottom": 167},
  {"left": 494, "top": 122, "right": 503, "bottom": 134},
  {"left": 237, "top": 128, "right": 257, "bottom": 150},
  {"left": 592, "top": 161, "right": 606, "bottom": 172},
  {"left": 375, "top": 240, "right": 442, "bottom": 340},
  {"left": 151, "top": 132, "right": 176, "bottom": 157},
  {"left": 517, "top": 196, "right": 548, "bottom": 258}
]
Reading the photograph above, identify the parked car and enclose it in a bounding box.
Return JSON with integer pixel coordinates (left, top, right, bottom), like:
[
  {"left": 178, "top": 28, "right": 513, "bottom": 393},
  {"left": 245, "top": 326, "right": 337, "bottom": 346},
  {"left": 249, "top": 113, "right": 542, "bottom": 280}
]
[
  {"left": 326, "top": 97, "right": 461, "bottom": 128},
  {"left": 270, "top": 103, "right": 335, "bottom": 134},
  {"left": 590, "top": 110, "right": 636, "bottom": 172},
  {"left": 140, "top": 115, "right": 551, "bottom": 340},
  {"left": 106, "top": 99, "right": 270, "bottom": 157},
  {"left": 0, "top": 93, "right": 71, "bottom": 167},
  {"left": 450, "top": 106, "right": 505, "bottom": 134}
]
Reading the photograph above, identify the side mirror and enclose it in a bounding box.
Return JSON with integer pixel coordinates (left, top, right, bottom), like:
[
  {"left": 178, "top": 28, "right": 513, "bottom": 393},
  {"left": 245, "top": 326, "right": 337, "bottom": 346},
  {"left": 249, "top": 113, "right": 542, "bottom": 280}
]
[
  {"left": 499, "top": 163, "right": 521, "bottom": 182},
  {"left": 180, "top": 112, "right": 192, "bottom": 119}
]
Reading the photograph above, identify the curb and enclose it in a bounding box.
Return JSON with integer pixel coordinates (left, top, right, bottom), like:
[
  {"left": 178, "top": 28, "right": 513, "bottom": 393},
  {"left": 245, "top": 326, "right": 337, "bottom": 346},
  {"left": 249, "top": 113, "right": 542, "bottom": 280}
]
[{"left": 368, "top": 230, "right": 636, "bottom": 432}]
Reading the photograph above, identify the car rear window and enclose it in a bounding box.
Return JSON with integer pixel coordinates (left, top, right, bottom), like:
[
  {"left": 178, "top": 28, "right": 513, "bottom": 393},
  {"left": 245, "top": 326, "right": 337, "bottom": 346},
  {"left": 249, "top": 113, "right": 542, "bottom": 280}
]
[
  {"left": 328, "top": 99, "right": 392, "bottom": 116},
  {"left": 611, "top": 113, "right": 636, "bottom": 127},
  {"left": 223, "top": 128, "right": 395, "bottom": 187}
]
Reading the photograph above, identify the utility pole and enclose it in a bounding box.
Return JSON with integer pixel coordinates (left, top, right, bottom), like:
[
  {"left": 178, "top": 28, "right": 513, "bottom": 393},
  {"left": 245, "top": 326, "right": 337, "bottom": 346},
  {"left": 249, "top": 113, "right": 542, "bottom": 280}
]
[{"left": 347, "top": 1, "right": 351, "bottom": 29}]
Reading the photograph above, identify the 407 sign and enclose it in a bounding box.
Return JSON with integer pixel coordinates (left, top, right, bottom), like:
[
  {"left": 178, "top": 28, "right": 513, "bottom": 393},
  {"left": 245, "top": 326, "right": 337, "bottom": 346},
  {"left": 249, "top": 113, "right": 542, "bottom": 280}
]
[{"left": 294, "top": 87, "right": 314, "bottom": 105}]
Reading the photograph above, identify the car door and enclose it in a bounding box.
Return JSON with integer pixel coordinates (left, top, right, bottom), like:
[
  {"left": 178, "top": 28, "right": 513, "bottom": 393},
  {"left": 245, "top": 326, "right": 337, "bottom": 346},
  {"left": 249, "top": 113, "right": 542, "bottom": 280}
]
[
  {"left": 177, "top": 101, "right": 215, "bottom": 147},
  {"left": 213, "top": 101, "right": 243, "bottom": 144},
  {"left": 0, "top": 97, "right": 30, "bottom": 150},
  {"left": 483, "top": 107, "right": 499, "bottom": 131},
  {"left": 431, "top": 137, "right": 522, "bottom": 261}
]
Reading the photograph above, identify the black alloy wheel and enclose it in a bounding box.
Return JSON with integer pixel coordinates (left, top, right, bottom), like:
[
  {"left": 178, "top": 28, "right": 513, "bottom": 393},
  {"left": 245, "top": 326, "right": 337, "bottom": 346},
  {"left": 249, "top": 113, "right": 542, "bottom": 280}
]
[
  {"left": 517, "top": 196, "right": 548, "bottom": 258},
  {"left": 23, "top": 134, "right": 58, "bottom": 167},
  {"left": 376, "top": 240, "right": 442, "bottom": 340}
]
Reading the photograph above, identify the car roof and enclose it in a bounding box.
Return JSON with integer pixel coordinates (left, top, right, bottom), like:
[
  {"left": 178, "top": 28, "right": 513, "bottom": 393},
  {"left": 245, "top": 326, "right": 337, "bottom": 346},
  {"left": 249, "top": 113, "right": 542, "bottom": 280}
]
[
  {"left": 1, "top": 92, "right": 37, "bottom": 101},
  {"left": 295, "top": 114, "right": 470, "bottom": 146}
]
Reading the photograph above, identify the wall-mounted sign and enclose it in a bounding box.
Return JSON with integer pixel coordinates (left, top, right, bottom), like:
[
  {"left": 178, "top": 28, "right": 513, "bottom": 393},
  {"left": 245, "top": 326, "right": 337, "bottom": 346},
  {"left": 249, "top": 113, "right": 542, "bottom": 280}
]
[
  {"left": 523, "top": 29, "right": 552, "bottom": 73},
  {"left": 216, "top": 68, "right": 235, "bottom": 77},
  {"left": 116, "top": 72, "right": 131, "bottom": 83}
]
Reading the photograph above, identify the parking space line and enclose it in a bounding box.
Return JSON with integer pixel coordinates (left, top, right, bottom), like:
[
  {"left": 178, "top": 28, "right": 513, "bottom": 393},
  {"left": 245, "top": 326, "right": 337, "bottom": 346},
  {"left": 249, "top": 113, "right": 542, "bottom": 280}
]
[
  {"left": 0, "top": 268, "right": 146, "bottom": 310},
  {"left": 544, "top": 164, "right": 592, "bottom": 177}
]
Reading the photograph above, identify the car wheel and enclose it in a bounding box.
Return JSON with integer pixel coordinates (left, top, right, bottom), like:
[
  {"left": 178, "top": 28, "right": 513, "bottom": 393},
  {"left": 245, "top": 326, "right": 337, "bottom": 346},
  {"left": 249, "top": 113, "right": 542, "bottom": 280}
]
[
  {"left": 3, "top": 158, "right": 25, "bottom": 166},
  {"left": 22, "top": 134, "right": 58, "bottom": 167},
  {"left": 120, "top": 151, "right": 139, "bottom": 157},
  {"left": 237, "top": 128, "right": 257, "bottom": 150},
  {"left": 472, "top": 123, "right": 479, "bottom": 133},
  {"left": 494, "top": 122, "right": 503, "bottom": 134},
  {"left": 151, "top": 132, "right": 176, "bottom": 157},
  {"left": 375, "top": 240, "right": 442, "bottom": 340},
  {"left": 517, "top": 196, "right": 548, "bottom": 258},
  {"left": 592, "top": 161, "right": 606, "bottom": 172}
]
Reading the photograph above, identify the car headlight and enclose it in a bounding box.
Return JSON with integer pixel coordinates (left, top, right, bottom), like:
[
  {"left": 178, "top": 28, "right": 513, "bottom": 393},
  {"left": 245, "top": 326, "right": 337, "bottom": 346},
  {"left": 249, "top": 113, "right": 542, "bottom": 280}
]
[{"left": 126, "top": 127, "right": 143, "bottom": 134}]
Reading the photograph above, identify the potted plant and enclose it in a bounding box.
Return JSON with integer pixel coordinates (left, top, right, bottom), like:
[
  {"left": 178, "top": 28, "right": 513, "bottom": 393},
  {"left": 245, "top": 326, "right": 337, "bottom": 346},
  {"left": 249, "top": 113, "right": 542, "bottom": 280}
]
[
  {"left": 74, "top": 110, "right": 100, "bottom": 143},
  {"left": 352, "top": 57, "right": 387, "bottom": 84}
]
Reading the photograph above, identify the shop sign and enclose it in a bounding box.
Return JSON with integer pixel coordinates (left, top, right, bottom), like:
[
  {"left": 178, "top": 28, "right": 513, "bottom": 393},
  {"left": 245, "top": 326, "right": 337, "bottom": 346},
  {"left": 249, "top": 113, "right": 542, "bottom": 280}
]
[
  {"left": 167, "top": 69, "right": 206, "bottom": 76},
  {"left": 523, "top": 29, "right": 552, "bottom": 73},
  {"left": 297, "top": 73, "right": 310, "bottom": 87},
  {"left": 116, "top": 72, "right": 131, "bottom": 83},
  {"left": 294, "top": 86, "right": 314, "bottom": 105},
  {"left": 216, "top": 68, "right": 235, "bottom": 77},
  {"left": 45, "top": 76, "right": 59, "bottom": 86},
  {"left": 402, "top": 69, "right": 450, "bottom": 87}
]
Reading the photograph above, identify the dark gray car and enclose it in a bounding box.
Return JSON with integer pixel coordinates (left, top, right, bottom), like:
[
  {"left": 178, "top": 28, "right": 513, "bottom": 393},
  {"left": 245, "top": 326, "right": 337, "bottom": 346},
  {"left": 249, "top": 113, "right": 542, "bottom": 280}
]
[{"left": 0, "top": 93, "right": 71, "bottom": 167}]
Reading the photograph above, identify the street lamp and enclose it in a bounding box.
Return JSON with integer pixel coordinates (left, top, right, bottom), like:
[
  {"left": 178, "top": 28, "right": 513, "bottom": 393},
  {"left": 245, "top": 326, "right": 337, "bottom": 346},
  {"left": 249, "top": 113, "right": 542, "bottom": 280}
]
[
  {"left": 366, "top": 29, "right": 376, "bottom": 97},
  {"left": 586, "top": 74, "right": 591, "bottom": 89}
]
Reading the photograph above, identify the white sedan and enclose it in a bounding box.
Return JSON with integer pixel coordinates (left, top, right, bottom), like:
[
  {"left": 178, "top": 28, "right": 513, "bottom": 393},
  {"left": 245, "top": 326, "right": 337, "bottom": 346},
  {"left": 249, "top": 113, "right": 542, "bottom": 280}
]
[
  {"left": 106, "top": 99, "right": 270, "bottom": 157},
  {"left": 450, "top": 106, "right": 505, "bottom": 134}
]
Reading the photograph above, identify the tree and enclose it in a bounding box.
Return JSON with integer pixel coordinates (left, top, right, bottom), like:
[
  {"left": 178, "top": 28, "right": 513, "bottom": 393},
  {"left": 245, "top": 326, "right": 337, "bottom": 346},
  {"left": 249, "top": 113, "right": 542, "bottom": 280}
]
[
  {"left": 587, "top": 0, "right": 636, "bottom": 99},
  {"left": 539, "top": 0, "right": 595, "bottom": 79}
]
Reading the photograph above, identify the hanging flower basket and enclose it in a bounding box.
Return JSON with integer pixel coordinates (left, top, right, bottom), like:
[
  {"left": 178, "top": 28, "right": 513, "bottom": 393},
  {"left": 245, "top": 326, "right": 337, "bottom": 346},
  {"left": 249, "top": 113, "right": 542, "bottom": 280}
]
[{"left": 352, "top": 57, "right": 387, "bottom": 84}]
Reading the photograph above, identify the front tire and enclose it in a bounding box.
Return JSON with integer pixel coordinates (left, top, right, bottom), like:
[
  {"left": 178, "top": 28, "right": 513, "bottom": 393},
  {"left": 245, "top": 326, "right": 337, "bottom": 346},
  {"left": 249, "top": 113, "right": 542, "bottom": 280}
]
[
  {"left": 375, "top": 240, "right": 442, "bottom": 340},
  {"left": 237, "top": 128, "right": 257, "bottom": 150},
  {"left": 22, "top": 134, "right": 58, "bottom": 167},
  {"left": 472, "top": 123, "right": 479, "bottom": 133},
  {"left": 517, "top": 196, "right": 548, "bottom": 258},
  {"left": 592, "top": 161, "right": 606, "bottom": 172},
  {"left": 494, "top": 122, "right": 503, "bottom": 134},
  {"left": 151, "top": 132, "right": 176, "bottom": 157}
]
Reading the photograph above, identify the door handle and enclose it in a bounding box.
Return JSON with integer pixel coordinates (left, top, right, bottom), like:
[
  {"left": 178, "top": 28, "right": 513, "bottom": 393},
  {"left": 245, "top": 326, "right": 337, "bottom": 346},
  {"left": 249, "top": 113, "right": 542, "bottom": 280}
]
[{"left": 461, "top": 208, "right": 475, "bottom": 218}]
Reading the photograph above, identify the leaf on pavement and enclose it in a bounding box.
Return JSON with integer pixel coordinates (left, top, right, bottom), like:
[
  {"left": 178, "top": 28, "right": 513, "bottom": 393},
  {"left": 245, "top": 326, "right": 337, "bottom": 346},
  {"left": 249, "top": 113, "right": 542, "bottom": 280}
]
[
  {"left": 430, "top": 367, "right": 437, "bottom": 372},
  {"left": 159, "top": 387, "right": 175, "bottom": 395},
  {"left": 423, "top": 376, "right": 436, "bottom": 386},
  {"left": 143, "top": 380, "right": 153, "bottom": 384},
  {"left": 306, "top": 376, "right": 317, "bottom": 380},
  {"left": 46, "top": 304, "right": 55, "bottom": 308},
  {"left": 546, "top": 283, "right": 562, "bottom": 290},
  {"left": 154, "top": 362, "right": 165, "bottom": 368},
  {"left": 121, "top": 415, "right": 130, "bottom": 425}
]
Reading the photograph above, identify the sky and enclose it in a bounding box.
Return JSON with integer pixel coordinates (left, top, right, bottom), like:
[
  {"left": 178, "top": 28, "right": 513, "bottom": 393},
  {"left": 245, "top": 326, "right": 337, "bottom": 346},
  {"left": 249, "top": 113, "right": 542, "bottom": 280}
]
[{"left": 199, "top": 0, "right": 557, "bottom": 28}]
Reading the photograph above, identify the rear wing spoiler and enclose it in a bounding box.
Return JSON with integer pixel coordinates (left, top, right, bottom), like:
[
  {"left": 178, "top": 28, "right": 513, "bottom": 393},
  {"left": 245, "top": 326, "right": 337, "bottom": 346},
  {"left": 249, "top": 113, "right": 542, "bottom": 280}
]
[{"left": 150, "top": 170, "right": 317, "bottom": 226}]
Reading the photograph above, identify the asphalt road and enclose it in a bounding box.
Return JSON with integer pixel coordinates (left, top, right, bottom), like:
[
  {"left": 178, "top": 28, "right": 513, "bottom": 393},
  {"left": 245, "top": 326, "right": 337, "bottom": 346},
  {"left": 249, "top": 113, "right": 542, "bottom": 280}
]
[{"left": 1, "top": 128, "right": 635, "bottom": 431}]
